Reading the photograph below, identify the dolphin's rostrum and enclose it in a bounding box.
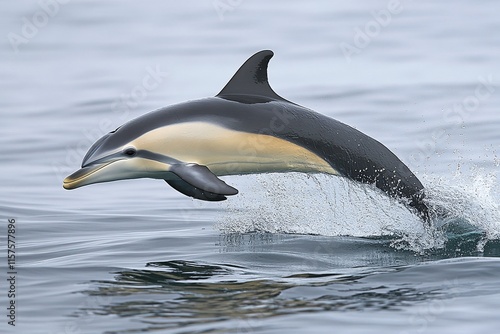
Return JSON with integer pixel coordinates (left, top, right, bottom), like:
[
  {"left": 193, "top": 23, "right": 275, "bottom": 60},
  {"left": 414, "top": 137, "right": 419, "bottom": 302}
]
[{"left": 64, "top": 50, "right": 428, "bottom": 220}]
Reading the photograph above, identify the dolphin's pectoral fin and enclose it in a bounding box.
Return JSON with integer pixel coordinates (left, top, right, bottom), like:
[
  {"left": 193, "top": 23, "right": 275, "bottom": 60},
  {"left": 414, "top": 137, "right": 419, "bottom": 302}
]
[
  {"left": 165, "top": 179, "right": 227, "bottom": 201},
  {"left": 165, "top": 163, "right": 238, "bottom": 201},
  {"left": 169, "top": 163, "right": 239, "bottom": 197}
]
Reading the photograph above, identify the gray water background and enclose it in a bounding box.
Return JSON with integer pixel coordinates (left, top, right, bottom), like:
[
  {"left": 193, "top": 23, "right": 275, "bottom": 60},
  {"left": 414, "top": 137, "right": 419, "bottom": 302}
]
[{"left": 1, "top": 1, "right": 500, "bottom": 333}]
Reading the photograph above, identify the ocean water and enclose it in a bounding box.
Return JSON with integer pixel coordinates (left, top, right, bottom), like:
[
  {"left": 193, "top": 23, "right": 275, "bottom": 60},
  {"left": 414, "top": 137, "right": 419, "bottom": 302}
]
[{"left": 1, "top": 1, "right": 500, "bottom": 333}]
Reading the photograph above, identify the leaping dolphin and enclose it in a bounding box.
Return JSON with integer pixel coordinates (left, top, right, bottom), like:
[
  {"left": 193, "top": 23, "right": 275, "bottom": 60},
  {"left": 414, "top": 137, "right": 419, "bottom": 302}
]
[{"left": 63, "top": 50, "right": 428, "bottom": 220}]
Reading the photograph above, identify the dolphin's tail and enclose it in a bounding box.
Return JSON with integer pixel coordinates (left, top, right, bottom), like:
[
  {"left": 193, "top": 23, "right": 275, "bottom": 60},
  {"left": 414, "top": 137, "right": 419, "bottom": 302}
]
[{"left": 409, "top": 191, "right": 430, "bottom": 223}]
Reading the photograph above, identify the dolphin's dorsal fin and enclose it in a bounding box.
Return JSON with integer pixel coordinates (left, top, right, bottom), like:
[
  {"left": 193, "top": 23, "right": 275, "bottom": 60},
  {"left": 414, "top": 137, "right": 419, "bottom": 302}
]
[{"left": 216, "top": 50, "right": 286, "bottom": 101}]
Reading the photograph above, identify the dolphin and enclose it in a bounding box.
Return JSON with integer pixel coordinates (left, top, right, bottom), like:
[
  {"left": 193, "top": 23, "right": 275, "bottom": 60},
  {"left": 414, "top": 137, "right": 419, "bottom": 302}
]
[{"left": 64, "top": 50, "right": 428, "bottom": 219}]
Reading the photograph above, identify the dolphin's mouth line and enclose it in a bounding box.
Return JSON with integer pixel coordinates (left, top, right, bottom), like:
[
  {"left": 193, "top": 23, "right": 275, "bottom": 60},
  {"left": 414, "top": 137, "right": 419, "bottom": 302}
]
[{"left": 63, "top": 162, "right": 113, "bottom": 188}]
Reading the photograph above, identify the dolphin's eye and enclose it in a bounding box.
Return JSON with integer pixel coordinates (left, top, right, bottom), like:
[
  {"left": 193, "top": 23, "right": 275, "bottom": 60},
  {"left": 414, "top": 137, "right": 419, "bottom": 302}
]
[{"left": 124, "top": 148, "right": 136, "bottom": 157}]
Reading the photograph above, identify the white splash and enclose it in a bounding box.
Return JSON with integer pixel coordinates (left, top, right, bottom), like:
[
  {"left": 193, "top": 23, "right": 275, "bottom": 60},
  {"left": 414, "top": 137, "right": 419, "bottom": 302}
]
[
  {"left": 215, "top": 173, "right": 444, "bottom": 252},
  {"left": 215, "top": 167, "right": 500, "bottom": 253},
  {"left": 422, "top": 170, "right": 500, "bottom": 251}
]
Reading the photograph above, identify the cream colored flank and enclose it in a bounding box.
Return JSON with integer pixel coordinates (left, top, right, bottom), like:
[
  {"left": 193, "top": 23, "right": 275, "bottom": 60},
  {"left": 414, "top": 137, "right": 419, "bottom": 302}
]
[{"left": 132, "top": 122, "right": 337, "bottom": 176}]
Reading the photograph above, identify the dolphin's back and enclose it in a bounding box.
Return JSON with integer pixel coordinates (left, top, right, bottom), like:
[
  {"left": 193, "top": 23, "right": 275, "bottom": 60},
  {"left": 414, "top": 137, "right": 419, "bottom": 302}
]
[{"left": 282, "top": 103, "right": 426, "bottom": 209}]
